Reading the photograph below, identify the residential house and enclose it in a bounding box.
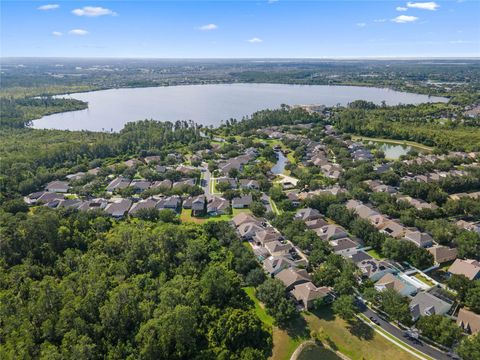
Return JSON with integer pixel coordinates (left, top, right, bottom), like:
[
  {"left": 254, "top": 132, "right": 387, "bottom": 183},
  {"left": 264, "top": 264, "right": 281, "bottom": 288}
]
[
  {"left": 57, "top": 198, "right": 83, "bottom": 209},
  {"left": 305, "top": 218, "right": 328, "bottom": 230},
  {"left": 45, "top": 181, "right": 70, "bottom": 193},
  {"left": 254, "top": 228, "right": 283, "bottom": 246},
  {"left": 232, "top": 212, "right": 260, "bottom": 228},
  {"left": 151, "top": 179, "right": 172, "bottom": 189},
  {"left": 232, "top": 194, "right": 253, "bottom": 209},
  {"left": 106, "top": 176, "right": 131, "bottom": 192},
  {"left": 156, "top": 196, "right": 181, "bottom": 211},
  {"left": 291, "top": 282, "right": 332, "bottom": 310},
  {"left": 286, "top": 192, "right": 301, "bottom": 207},
  {"left": 238, "top": 222, "right": 265, "bottom": 240},
  {"left": 172, "top": 178, "right": 196, "bottom": 189},
  {"left": 124, "top": 159, "right": 141, "bottom": 168},
  {"left": 66, "top": 172, "right": 86, "bottom": 182},
  {"left": 130, "top": 179, "right": 151, "bottom": 192},
  {"left": 155, "top": 165, "right": 168, "bottom": 173},
  {"left": 183, "top": 195, "right": 206, "bottom": 216},
  {"left": 410, "top": 291, "right": 453, "bottom": 321},
  {"left": 143, "top": 155, "right": 161, "bottom": 164},
  {"left": 295, "top": 207, "right": 321, "bottom": 221},
  {"left": 276, "top": 268, "right": 311, "bottom": 291},
  {"left": 263, "top": 255, "right": 296, "bottom": 276},
  {"left": 380, "top": 220, "right": 406, "bottom": 238},
  {"left": 427, "top": 245, "right": 458, "bottom": 264},
  {"left": 456, "top": 220, "right": 480, "bottom": 233},
  {"left": 239, "top": 179, "right": 259, "bottom": 190},
  {"left": 77, "top": 198, "right": 108, "bottom": 212},
  {"left": 35, "top": 192, "right": 65, "bottom": 206},
  {"left": 265, "top": 240, "right": 293, "bottom": 257},
  {"left": 104, "top": 198, "right": 132, "bottom": 218},
  {"left": 403, "top": 230, "right": 434, "bottom": 248},
  {"left": 457, "top": 308, "right": 480, "bottom": 335},
  {"left": 448, "top": 259, "right": 480, "bottom": 280},
  {"left": 317, "top": 224, "right": 348, "bottom": 241},
  {"left": 329, "top": 237, "right": 359, "bottom": 257},
  {"left": 374, "top": 273, "right": 417, "bottom": 297},
  {"left": 207, "top": 196, "right": 229, "bottom": 215},
  {"left": 358, "top": 259, "right": 396, "bottom": 281},
  {"left": 129, "top": 198, "right": 159, "bottom": 216}
]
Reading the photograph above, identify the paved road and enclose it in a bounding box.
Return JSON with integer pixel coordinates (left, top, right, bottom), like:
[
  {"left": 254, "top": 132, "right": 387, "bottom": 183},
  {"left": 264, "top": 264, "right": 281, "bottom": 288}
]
[
  {"left": 201, "top": 163, "right": 212, "bottom": 198},
  {"left": 356, "top": 299, "right": 454, "bottom": 360}
]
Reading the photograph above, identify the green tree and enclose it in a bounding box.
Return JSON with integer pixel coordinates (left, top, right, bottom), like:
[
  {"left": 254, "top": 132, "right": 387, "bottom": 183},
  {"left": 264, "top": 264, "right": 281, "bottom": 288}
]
[{"left": 332, "top": 295, "right": 357, "bottom": 322}]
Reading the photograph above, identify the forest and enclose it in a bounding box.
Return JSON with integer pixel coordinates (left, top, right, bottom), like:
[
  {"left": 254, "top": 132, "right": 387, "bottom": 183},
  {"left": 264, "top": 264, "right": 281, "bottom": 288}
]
[{"left": 0, "top": 208, "right": 270, "bottom": 360}]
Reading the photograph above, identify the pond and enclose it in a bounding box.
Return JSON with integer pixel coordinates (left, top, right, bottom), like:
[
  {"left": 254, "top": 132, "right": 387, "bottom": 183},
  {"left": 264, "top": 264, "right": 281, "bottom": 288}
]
[
  {"left": 369, "top": 140, "right": 427, "bottom": 159},
  {"left": 32, "top": 83, "right": 447, "bottom": 131},
  {"left": 297, "top": 343, "right": 342, "bottom": 360},
  {"left": 271, "top": 151, "right": 288, "bottom": 175}
]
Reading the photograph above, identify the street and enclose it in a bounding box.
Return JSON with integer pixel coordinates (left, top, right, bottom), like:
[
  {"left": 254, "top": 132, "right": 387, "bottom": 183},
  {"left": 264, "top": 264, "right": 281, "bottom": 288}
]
[{"left": 356, "top": 300, "right": 454, "bottom": 360}]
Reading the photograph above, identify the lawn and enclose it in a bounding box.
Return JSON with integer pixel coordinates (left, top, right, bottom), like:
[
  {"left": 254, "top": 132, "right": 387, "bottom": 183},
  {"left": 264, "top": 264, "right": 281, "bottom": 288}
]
[
  {"left": 232, "top": 208, "right": 252, "bottom": 216},
  {"left": 243, "top": 287, "right": 309, "bottom": 360},
  {"left": 414, "top": 273, "right": 435, "bottom": 287},
  {"left": 243, "top": 288, "right": 417, "bottom": 360},
  {"left": 179, "top": 208, "right": 231, "bottom": 224},
  {"left": 304, "top": 307, "right": 417, "bottom": 360},
  {"left": 367, "top": 249, "right": 384, "bottom": 260}
]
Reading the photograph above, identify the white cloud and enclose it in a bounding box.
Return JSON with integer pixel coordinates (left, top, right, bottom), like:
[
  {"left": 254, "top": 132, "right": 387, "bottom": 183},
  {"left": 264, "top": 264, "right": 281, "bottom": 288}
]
[
  {"left": 38, "top": 4, "right": 59, "bottom": 11},
  {"left": 396, "top": 6, "right": 408, "bottom": 11},
  {"left": 247, "top": 37, "right": 263, "bottom": 43},
  {"left": 374, "top": 19, "right": 387, "bottom": 23},
  {"left": 357, "top": 22, "right": 367, "bottom": 28},
  {"left": 69, "top": 29, "right": 89, "bottom": 36},
  {"left": 52, "top": 31, "right": 63, "bottom": 36},
  {"left": 72, "top": 6, "right": 117, "bottom": 17},
  {"left": 392, "top": 15, "right": 419, "bottom": 23},
  {"left": 198, "top": 24, "right": 218, "bottom": 31},
  {"left": 406, "top": 2, "right": 439, "bottom": 10}
]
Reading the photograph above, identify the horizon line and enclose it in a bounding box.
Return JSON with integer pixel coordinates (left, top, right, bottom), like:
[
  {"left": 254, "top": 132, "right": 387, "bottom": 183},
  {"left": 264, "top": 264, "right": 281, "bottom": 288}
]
[{"left": 2, "top": 56, "right": 480, "bottom": 61}]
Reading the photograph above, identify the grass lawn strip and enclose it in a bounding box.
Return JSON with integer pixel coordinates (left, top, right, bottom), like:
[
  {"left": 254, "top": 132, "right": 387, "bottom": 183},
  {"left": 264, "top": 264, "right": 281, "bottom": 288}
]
[{"left": 357, "top": 314, "right": 435, "bottom": 360}]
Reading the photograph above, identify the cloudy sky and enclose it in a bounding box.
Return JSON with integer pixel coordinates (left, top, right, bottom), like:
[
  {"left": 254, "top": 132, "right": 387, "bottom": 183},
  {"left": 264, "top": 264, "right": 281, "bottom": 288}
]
[{"left": 1, "top": 1, "right": 479, "bottom": 57}]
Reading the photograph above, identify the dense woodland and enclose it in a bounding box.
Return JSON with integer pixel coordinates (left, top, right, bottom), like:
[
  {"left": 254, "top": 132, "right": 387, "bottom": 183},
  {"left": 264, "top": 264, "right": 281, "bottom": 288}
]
[{"left": 0, "top": 208, "right": 270, "bottom": 359}]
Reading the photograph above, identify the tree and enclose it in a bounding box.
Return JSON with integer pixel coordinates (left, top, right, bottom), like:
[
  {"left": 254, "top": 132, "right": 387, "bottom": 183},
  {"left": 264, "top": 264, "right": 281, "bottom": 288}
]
[
  {"left": 250, "top": 201, "right": 266, "bottom": 217},
  {"left": 208, "top": 308, "right": 269, "bottom": 356},
  {"left": 257, "top": 279, "right": 297, "bottom": 327},
  {"left": 456, "top": 231, "right": 480, "bottom": 259},
  {"left": 378, "top": 289, "right": 411, "bottom": 325},
  {"left": 447, "top": 274, "right": 472, "bottom": 302},
  {"left": 245, "top": 268, "right": 266, "bottom": 287},
  {"left": 135, "top": 207, "right": 160, "bottom": 221},
  {"left": 136, "top": 306, "right": 198, "bottom": 360},
  {"left": 332, "top": 295, "right": 357, "bottom": 322},
  {"left": 465, "top": 283, "right": 480, "bottom": 313},
  {"left": 457, "top": 333, "right": 480, "bottom": 360},
  {"left": 416, "top": 315, "right": 462, "bottom": 347}
]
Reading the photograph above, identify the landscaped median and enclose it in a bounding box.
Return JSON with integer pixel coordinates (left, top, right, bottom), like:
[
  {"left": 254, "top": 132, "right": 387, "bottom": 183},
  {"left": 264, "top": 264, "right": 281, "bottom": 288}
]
[{"left": 357, "top": 313, "right": 435, "bottom": 360}]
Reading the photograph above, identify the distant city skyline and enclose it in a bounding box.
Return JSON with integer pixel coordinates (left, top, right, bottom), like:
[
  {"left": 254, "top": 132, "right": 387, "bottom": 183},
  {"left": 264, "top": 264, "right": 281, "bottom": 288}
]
[{"left": 1, "top": 1, "right": 479, "bottom": 58}]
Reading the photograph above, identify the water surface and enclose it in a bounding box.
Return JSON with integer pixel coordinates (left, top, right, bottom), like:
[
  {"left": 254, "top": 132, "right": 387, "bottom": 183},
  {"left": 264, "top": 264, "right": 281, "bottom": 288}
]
[{"left": 33, "top": 83, "right": 447, "bottom": 131}]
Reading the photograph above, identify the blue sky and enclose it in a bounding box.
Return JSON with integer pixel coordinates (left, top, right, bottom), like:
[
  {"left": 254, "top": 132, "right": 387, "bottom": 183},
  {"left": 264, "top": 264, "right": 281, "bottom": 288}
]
[{"left": 1, "top": 1, "right": 479, "bottom": 58}]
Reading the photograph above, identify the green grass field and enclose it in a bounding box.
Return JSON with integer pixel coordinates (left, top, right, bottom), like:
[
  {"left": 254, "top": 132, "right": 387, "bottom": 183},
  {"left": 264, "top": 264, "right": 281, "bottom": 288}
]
[
  {"left": 367, "top": 249, "right": 384, "bottom": 260},
  {"left": 243, "top": 287, "right": 417, "bottom": 360}
]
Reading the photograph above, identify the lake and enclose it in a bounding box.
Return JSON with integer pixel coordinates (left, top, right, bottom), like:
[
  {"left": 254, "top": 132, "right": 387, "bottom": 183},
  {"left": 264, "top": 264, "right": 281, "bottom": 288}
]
[{"left": 32, "top": 83, "right": 447, "bottom": 131}]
